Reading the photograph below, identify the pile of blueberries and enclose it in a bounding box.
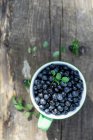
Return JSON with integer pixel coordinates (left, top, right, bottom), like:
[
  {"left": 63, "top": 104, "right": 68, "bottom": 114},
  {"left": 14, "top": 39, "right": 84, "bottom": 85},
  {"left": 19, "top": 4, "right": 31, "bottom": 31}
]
[{"left": 33, "top": 64, "right": 83, "bottom": 115}]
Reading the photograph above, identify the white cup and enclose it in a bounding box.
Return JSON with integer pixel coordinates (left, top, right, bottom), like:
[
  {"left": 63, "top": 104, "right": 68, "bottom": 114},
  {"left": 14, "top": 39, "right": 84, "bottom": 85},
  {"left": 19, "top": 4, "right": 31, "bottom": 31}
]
[{"left": 30, "top": 61, "right": 87, "bottom": 130}]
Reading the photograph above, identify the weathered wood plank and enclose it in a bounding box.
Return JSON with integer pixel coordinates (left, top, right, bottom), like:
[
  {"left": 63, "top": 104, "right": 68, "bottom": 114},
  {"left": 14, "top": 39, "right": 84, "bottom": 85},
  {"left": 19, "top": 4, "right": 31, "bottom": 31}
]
[{"left": 61, "top": 0, "right": 93, "bottom": 140}]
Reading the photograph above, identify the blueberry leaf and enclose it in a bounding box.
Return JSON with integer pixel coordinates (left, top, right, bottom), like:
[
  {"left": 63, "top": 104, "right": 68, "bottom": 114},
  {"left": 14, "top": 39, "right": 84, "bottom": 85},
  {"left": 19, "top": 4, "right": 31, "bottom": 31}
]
[
  {"left": 61, "top": 77, "right": 69, "bottom": 83},
  {"left": 56, "top": 73, "right": 61, "bottom": 80},
  {"left": 43, "top": 41, "right": 49, "bottom": 48},
  {"left": 52, "top": 51, "right": 59, "bottom": 58},
  {"left": 24, "top": 111, "right": 33, "bottom": 119},
  {"left": 12, "top": 96, "right": 17, "bottom": 105},
  {"left": 51, "top": 70, "right": 56, "bottom": 76},
  {"left": 28, "top": 47, "right": 32, "bottom": 53},
  {"left": 33, "top": 111, "right": 40, "bottom": 118},
  {"left": 32, "top": 46, "right": 37, "bottom": 52},
  {"left": 14, "top": 104, "right": 24, "bottom": 111},
  {"left": 17, "top": 96, "right": 23, "bottom": 105},
  {"left": 25, "top": 104, "right": 33, "bottom": 111}
]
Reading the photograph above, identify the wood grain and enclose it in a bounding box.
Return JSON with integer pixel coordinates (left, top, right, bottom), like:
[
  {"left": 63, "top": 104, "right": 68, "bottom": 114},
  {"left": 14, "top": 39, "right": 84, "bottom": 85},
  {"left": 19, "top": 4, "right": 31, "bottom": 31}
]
[{"left": 0, "top": 0, "right": 93, "bottom": 140}]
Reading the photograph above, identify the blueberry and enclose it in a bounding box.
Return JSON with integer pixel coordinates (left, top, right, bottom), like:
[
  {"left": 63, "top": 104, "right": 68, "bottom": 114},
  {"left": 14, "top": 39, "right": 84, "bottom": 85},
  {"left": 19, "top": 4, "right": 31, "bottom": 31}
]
[
  {"left": 64, "top": 106, "right": 69, "bottom": 111},
  {"left": 49, "top": 105, "right": 54, "bottom": 111},
  {"left": 75, "top": 102, "right": 79, "bottom": 107},
  {"left": 61, "top": 92, "right": 66, "bottom": 98},
  {"left": 45, "top": 109, "right": 50, "bottom": 114},
  {"left": 64, "top": 87, "right": 70, "bottom": 93},
  {"left": 71, "top": 80, "right": 75, "bottom": 85},
  {"left": 76, "top": 83, "right": 82, "bottom": 89},
  {"left": 68, "top": 93, "right": 73, "bottom": 98},
  {"left": 46, "top": 67, "right": 50, "bottom": 71},
  {"left": 45, "top": 103, "right": 50, "bottom": 108},
  {"left": 61, "top": 82, "right": 67, "bottom": 87},
  {"left": 49, "top": 64, "right": 55, "bottom": 69},
  {"left": 34, "top": 91, "right": 38, "bottom": 95},
  {"left": 41, "top": 80, "right": 45, "bottom": 84},
  {"left": 54, "top": 88, "right": 59, "bottom": 92},
  {"left": 38, "top": 73, "right": 42, "bottom": 79},
  {"left": 57, "top": 94, "right": 63, "bottom": 101},
  {"left": 35, "top": 97, "right": 40, "bottom": 104},
  {"left": 72, "top": 91, "right": 79, "bottom": 97},
  {"left": 57, "top": 111, "right": 61, "bottom": 115},
  {"left": 73, "top": 86, "right": 77, "bottom": 91},
  {"left": 74, "top": 77, "right": 79, "bottom": 82},
  {"left": 73, "top": 98, "right": 79, "bottom": 103},
  {"left": 42, "top": 70, "right": 47, "bottom": 74},
  {"left": 55, "top": 102, "right": 60, "bottom": 107},
  {"left": 63, "top": 110, "right": 68, "bottom": 114},
  {"left": 70, "top": 105, "right": 76, "bottom": 111},
  {"left": 52, "top": 94, "right": 57, "bottom": 100},
  {"left": 38, "top": 89, "right": 42, "bottom": 93},
  {"left": 58, "top": 85, "right": 62, "bottom": 90},
  {"left": 67, "top": 82, "right": 72, "bottom": 87},
  {"left": 43, "top": 84, "right": 47, "bottom": 90},
  {"left": 42, "top": 76, "right": 47, "bottom": 81},
  {"left": 54, "top": 68, "right": 59, "bottom": 73},
  {"left": 43, "top": 90, "right": 48, "bottom": 94},
  {"left": 64, "top": 71, "right": 69, "bottom": 76},
  {"left": 63, "top": 66, "right": 68, "bottom": 70},
  {"left": 74, "top": 70, "right": 79, "bottom": 76},
  {"left": 60, "top": 103, "right": 65, "bottom": 107},
  {"left": 52, "top": 109, "right": 57, "bottom": 115},
  {"left": 33, "top": 86, "right": 37, "bottom": 91},
  {"left": 65, "top": 101, "right": 71, "bottom": 107},
  {"left": 50, "top": 101, "right": 55, "bottom": 106},
  {"left": 37, "top": 84, "right": 41, "bottom": 90},
  {"left": 52, "top": 82, "right": 57, "bottom": 87},
  {"left": 39, "top": 105, "right": 44, "bottom": 110},
  {"left": 68, "top": 97, "right": 73, "bottom": 102},
  {"left": 46, "top": 81, "right": 50, "bottom": 85},
  {"left": 44, "top": 94, "right": 49, "bottom": 100},
  {"left": 40, "top": 99, "right": 46, "bottom": 105},
  {"left": 48, "top": 89, "right": 53, "bottom": 94},
  {"left": 49, "top": 76, "right": 53, "bottom": 82},
  {"left": 34, "top": 80, "right": 39, "bottom": 85},
  {"left": 38, "top": 93, "right": 43, "bottom": 98},
  {"left": 57, "top": 106, "right": 63, "bottom": 111}
]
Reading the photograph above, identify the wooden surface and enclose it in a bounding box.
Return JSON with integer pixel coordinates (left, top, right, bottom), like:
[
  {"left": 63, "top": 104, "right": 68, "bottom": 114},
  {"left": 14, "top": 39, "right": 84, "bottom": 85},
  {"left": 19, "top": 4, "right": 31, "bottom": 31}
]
[{"left": 0, "top": 0, "right": 93, "bottom": 140}]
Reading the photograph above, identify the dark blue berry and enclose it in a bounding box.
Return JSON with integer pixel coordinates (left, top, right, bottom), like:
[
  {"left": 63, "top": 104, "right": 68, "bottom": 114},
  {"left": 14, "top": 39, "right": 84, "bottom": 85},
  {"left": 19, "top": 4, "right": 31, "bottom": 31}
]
[
  {"left": 34, "top": 80, "right": 39, "bottom": 85},
  {"left": 57, "top": 106, "right": 63, "bottom": 111},
  {"left": 43, "top": 90, "right": 48, "bottom": 94},
  {"left": 61, "top": 82, "right": 67, "bottom": 87},
  {"left": 39, "top": 105, "right": 44, "bottom": 110},
  {"left": 33, "top": 86, "right": 37, "bottom": 91},
  {"left": 49, "top": 106, "right": 54, "bottom": 111},
  {"left": 60, "top": 103, "right": 65, "bottom": 107},
  {"left": 75, "top": 102, "right": 79, "bottom": 107},
  {"left": 50, "top": 101, "right": 55, "bottom": 106},
  {"left": 45, "top": 103, "right": 50, "bottom": 108},
  {"left": 68, "top": 93, "right": 73, "bottom": 98},
  {"left": 38, "top": 93, "right": 43, "bottom": 98},
  {"left": 73, "top": 98, "right": 79, "bottom": 103},
  {"left": 43, "top": 84, "right": 47, "bottom": 90},
  {"left": 67, "top": 82, "right": 72, "bottom": 87},
  {"left": 52, "top": 94, "right": 57, "bottom": 100},
  {"left": 57, "top": 111, "right": 61, "bottom": 115},
  {"left": 73, "top": 86, "right": 77, "bottom": 91},
  {"left": 34, "top": 91, "right": 38, "bottom": 95},
  {"left": 68, "top": 97, "right": 73, "bottom": 102},
  {"left": 48, "top": 89, "right": 53, "bottom": 94},
  {"left": 70, "top": 105, "right": 76, "bottom": 111},
  {"left": 74, "top": 70, "right": 79, "bottom": 76},
  {"left": 65, "top": 101, "right": 71, "bottom": 107},
  {"left": 76, "top": 83, "right": 82, "bottom": 89},
  {"left": 35, "top": 97, "right": 40, "bottom": 104},
  {"left": 38, "top": 89, "right": 42, "bottom": 93},
  {"left": 42, "top": 76, "right": 47, "bottom": 81},
  {"left": 64, "top": 106, "right": 69, "bottom": 111},
  {"left": 41, "top": 80, "right": 45, "bottom": 84},
  {"left": 52, "top": 109, "right": 57, "bottom": 115},
  {"left": 46, "top": 81, "right": 50, "bottom": 85},
  {"left": 55, "top": 102, "right": 60, "bottom": 107},
  {"left": 54, "top": 88, "right": 59, "bottom": 92},
  {"left": 45, "top": 109, "right": 50, "bottom": 114},
  {"left": 42, "top": 70, "right": 47, "bottom": 74},
  {"left": 49, "top": 64, "right": 55, "bottom": 69},
  {"left": 74, "top": 77, "right": 79, "bottom": 82},
  {"left": 37, "top": 84, "right": 41, "bottom": 90},
  {"left": 44, "top": 94, "right": 49, "bottom": 100},
  {"left": 57, "top": 94, "right": 63, "bottom": 101},
  {"left": 49, "top": 76, "right": 53, "bottom": 82},
  {"left": 40, "top": 99, "right": 46, "bottom": 105},
  {"left": 61, "top": 92, "right": 66, "bottom": 98},
  {"left": 38, "top": 73, "right": 42, "bottom": 78},
  {"left": 64, "top": 87, "right": 70, "bottom": 93},
  {"left": 58, "top": 85, "right": 62, "bottom": 90},
  {"left": 64, "top": 71, "right": 69, "bottom": 76},
  {"left": 72, "top": 91, "right": 79, "bottom": 97}
]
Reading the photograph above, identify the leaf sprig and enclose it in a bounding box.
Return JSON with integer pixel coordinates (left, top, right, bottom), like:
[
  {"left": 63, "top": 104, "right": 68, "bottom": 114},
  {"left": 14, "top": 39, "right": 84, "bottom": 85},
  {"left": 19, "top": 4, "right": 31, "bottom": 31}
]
[
  {"left": 51, "top": 70, "right": 69, "bottom": 84},
  {"left": 71, "top": 39, "right": 80, "bottom": 55},
  {"left": 12, "top": 96, "right": 39, "bottom": 120}
]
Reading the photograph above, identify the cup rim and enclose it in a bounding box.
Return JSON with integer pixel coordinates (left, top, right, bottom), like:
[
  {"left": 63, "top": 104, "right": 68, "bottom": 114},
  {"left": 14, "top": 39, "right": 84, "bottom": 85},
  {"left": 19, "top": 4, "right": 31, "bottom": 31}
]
[{"left": 30, "top": 61, "right": 87, "bottom": 119}]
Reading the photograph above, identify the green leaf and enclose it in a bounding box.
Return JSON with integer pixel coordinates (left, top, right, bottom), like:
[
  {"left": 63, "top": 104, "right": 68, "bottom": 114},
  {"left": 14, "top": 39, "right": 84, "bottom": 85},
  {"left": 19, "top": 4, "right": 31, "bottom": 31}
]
[
  {"left": 28, "top": 47, "right": 32, "bottom": 53},
  {"left": 17, "top": 96, "right": 23, "bottom": 105},
  {"left": 25, "top": 104, "right": 33, "bottom": 111},
  {"left": 51, "top": 70, "right": 56, "bottom": 76},
  {"left": 43, "top": 41, "right": 49, "bottom": 48},
  {"left": 12, "top": 96, "right": 17, "bottom": 105},
  {"left": 71, "top": 39, "right": 80, "bottom": 55},
  {"left": 14, "top": 104, "right": 24, "bottom": 111},
  {"left": 56, "top": 73, "right": 61, "bottom": 80},
  {"left": 24, "top": 112, "right": 33, "bottom": 119},
  {"left": 23, "top": 79, "right": 31, "bottom": 88},
  {"left": 61, "top": 47, "right": 66, "bottom": 53},
  {"left": 33, "top": 112, "right": 40, "bottom": 118},
  {"left": 61, "top": 77, "right": 69, "bottom": 83},
  {"left": 32, "top": 46, "right": 37, "bottom": 52},
  {"left": 52, "top": 51, "right": 59, "bottom": 58},
  {"left": 54, "top": 79, "right": 60, "bottom": 85}
]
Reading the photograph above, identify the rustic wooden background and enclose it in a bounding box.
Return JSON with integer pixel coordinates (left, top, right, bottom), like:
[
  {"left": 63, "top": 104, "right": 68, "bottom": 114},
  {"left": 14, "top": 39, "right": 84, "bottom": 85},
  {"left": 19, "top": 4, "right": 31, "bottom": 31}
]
[{"left": 0, "top": 0, "right": 93, "bottom": 140}]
